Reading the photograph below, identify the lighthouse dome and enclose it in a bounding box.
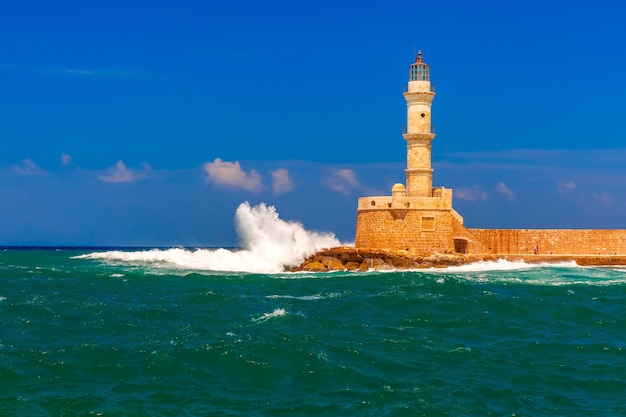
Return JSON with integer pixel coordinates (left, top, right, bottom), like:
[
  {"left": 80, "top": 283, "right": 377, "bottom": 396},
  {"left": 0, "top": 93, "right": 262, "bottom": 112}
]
[{"left": 391, "top": 183, "right": 406, "bottom": 196}]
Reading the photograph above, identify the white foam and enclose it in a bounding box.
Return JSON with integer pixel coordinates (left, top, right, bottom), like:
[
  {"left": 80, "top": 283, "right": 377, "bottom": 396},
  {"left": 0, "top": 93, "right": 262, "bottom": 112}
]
[
  {"left": 431, "top": 258, "right": 581, "bottom": 273},
  {"left": 74, "top": 202, "right": 342, "bottom": 274},
  {"left": 252, "top": 308, "right": 286, "bottom": 322},
  {"left": 266, "top": 292, "right": 341, "bottom": 301}
]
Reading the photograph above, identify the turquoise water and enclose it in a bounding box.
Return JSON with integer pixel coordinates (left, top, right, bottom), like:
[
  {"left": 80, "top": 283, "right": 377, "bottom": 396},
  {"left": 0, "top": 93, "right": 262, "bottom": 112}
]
[{"left": 1, "top": 248, "right": 625, "bottom": 416}]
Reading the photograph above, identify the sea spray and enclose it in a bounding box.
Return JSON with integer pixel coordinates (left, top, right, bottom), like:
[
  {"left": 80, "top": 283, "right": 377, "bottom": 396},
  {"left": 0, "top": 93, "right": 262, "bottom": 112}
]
[
  {"left": 75, "top": 202, "right": 341, "bottom": 273},
  {"left": 235, "top": 202, "right": 340, "bottom": 266}
]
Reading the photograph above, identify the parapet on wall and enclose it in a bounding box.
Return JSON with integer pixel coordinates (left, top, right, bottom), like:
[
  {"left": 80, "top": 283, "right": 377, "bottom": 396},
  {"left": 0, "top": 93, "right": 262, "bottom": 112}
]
[{"left": 466, "top": 229, "right": 626, "bottom": 255}]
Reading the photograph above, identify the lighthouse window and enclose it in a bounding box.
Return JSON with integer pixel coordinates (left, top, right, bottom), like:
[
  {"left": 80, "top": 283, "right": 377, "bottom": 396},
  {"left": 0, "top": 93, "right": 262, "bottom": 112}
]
[
  {"left": 410, "top": 65, "right": 430, "bottom": 81},
  {"left": 421, "top": 113, "right": 426, "bottom": 118}
]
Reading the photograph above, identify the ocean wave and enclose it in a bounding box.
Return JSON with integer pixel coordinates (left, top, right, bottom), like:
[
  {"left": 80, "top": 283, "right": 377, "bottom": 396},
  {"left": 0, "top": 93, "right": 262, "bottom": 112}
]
[
  {"left": 265, "top": 292, "right": 341, "bottom": 301},
  {"left": 73, "top": 202, "right": 342, "bottom": 274},
  {"left": 428, "top": 260, "right": 626, "bottom": 286},
  {"left": 252, "top": 308, "right": 287, "bottom": 322},
  {"left": 434, "top": 258, "right": 582, "bottom": 273}
]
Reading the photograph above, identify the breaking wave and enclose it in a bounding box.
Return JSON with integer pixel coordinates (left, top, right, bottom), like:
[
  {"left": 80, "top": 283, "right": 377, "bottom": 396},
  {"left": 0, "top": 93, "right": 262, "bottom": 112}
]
[
  {"left": 75, "top": 202, "right": 343, "bottom": 274},
  {"left": 438, "top": 258, "right": 581, "bottom": 273},
  {"left": 252, "top": 308, "right": 287, "bottom": 322}
]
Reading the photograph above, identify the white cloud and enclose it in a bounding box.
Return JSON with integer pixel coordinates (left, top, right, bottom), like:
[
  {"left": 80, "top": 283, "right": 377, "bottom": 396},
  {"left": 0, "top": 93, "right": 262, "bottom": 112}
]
[
  {"left": 496, "top": 182, "right": 516, "bottom": 201},
  {"left": 322, "top": 169, "right": 360, "bottom": 194},
  {"left": 1, "top": 65, "right": 159, "bottom": 82},
  {"left": 271, "top": 168, "right": 294, "bottom": 195},
  {"left": 593, "top": 192, "right": 614, "bottom": 206},
  {"left": 61, "top": 153, "right": 72, "bottom": 165},
  {"left": 99, "top": 161, "right": 150, "bottom": 183},
  {"left": 11, "top": 159, "right": 45, "bottom": 176},
  {"left": 455, "top": 186, "right": 488, "bottom": 202},
  {"left": 203, "top": 158, "right": 263, "bottom": 193},
  {"left": 557, "top": 181, "right": 576, "bottom": 193}
]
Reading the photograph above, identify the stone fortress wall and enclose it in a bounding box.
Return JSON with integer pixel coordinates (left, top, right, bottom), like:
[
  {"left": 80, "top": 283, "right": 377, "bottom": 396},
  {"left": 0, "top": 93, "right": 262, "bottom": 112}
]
[
  {"left": 464, "top": 228, "right": 626, "bottom": 256},
  {"left": 355, "top": 186, "right": 455, "bottom": 254},
  {"left": 356, "top": 198, "right": 626, "bottom": 256}
]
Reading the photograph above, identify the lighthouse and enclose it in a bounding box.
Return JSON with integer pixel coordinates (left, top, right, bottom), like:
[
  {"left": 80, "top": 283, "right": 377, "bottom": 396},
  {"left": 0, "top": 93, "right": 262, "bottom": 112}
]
[
  {"left": 352, "top": 52, "right": 626, "bottom": 259},
  {"left": 354, "top": 51, "right": 457, "bottom": 255},
  {"left": 403, "top": 51, "right": 435, "bottom": 197}
]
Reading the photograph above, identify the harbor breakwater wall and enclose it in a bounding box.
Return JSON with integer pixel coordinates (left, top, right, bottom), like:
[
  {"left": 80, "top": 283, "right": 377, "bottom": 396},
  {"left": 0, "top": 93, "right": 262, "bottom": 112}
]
[{"left": 466, "top": 228, "right": 626, "bottom": 255}]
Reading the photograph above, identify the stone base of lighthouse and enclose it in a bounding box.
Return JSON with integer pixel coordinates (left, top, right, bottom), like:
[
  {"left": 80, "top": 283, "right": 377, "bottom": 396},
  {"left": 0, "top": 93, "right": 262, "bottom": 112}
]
[
  {"left": 355, "top": 185, "right": 469, "bottom": 255},
  {"left": 355, "top": 184, "right": 626, "bottom": 257}
]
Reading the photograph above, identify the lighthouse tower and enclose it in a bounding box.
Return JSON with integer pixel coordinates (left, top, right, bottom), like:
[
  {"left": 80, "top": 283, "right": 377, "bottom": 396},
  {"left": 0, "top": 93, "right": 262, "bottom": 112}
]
[
  {"left": 354, "top": 51, "right": 461, "bottom": 255},
  {"left": 403, "top": 51, "right": 435, "bottom": 197}
]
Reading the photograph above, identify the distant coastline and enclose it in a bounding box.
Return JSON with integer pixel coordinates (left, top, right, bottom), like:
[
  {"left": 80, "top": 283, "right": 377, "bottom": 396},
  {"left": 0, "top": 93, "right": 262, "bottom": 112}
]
[{"left": 292, "top": 246, "right": 626, "bottom": 272}]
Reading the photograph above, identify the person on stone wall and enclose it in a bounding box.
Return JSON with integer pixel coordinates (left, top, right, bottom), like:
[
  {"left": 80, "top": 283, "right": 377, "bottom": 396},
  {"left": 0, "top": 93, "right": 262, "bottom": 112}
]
[{"left": 533, "top": 245, "right": 539, "bottom": 255}]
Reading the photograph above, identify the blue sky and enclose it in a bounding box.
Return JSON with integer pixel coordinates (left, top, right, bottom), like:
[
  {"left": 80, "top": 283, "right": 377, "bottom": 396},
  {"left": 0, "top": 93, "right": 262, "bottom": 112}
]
[{"left": 2, "top": 0, "right": 626, "bottom": 247}]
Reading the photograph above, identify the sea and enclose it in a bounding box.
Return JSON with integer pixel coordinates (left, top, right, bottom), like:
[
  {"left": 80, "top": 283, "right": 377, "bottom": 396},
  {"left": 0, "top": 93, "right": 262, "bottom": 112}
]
[{"left": 1, "top": 203, "right": 625, "bottom": 416}]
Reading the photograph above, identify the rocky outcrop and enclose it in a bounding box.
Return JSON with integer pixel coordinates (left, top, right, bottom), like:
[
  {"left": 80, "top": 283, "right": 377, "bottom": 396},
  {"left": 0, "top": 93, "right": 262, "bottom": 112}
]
[
  {"left": 292, "top": 246, "right": 489, "bottom": 272},
  {"left": 291, "top": 246, "right": 626, "bottom": 272}
]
